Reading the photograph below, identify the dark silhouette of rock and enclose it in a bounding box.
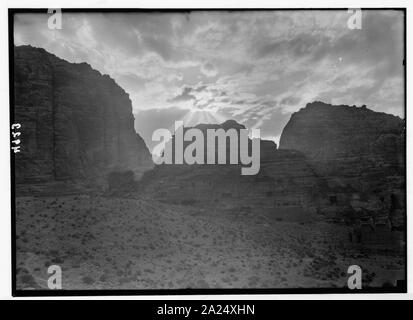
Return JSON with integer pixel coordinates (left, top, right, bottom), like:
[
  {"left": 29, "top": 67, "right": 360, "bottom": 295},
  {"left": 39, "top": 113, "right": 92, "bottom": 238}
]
[
  {"left": 14, "top": 45, "right": 153, "bottom": 190},
  {"left": 13, "top": 44, "right": 405, "bottom": 230},
  {"left": 166, "top": 120, "right": 250, "bottom": 165},
  {"left": 140, "top": 120, "right": 325, "bottom": 221},
  {"left": 279, "top": 101, "right": 404, "bottom": 181},
  {"left": 279, "top": 101, "right": 405, "bottom": 225},
  {"left": 141, "top": 102, "right": 405, "bottom": 227},
  {"left": 279, "top": 101, "right": 404, "bottom": 170}
]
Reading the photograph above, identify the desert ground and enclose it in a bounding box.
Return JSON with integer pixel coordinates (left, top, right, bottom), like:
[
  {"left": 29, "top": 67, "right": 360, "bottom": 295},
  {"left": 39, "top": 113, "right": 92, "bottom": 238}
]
[{"left": 16, "top": 195, "right": 405, "bottom": 290}]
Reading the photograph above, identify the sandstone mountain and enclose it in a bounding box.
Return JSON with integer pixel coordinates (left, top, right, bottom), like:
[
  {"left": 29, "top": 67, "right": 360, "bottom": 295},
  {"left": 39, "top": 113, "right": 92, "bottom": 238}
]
[
  {"left": 140, "top": 120, "right": 325, "bottom": 221},
  {"left": 279, "top": 101, "right": 405, "bottom": 218},
  {"left": 279, "top": 101, "right": 404, "bottom": 171},
  {"left": 279, "top": 101, "right": 405, "bottom": 186},
  {"left": 13, "top": 45, "right": 153, "bottom": 190},
  {"left": 13, "top": 45, "right": 405, "bottom": 223},
  {"left": 140, "top": 103, "right": 405, "bottom": 223}
]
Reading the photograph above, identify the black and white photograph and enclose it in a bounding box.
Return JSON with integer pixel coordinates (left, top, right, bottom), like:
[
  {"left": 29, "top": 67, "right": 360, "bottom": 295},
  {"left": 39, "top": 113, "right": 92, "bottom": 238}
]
[{"left": 9, "top": 7, "right": 406, "bottom": 295}]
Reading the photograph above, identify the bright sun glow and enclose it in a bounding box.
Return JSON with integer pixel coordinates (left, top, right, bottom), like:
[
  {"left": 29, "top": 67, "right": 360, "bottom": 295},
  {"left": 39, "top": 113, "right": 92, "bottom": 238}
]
[
  {"left": 181, "top": 109, "right": 226, "bottom": 127},
  {"left": 152, "top": 109, "right": 227, "bottom": 157}
]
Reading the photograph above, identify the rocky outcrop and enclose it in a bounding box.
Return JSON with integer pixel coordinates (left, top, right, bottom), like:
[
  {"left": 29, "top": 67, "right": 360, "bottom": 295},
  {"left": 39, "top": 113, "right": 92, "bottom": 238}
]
[
  {"left": 279, "top": 101, "right": 404, "bottom": 178},
  {"left": 140, "top": 120, "right": 325, "bottom": 221},
  {"left": 279, "top": 101, "right": 405, "bottom": 219},
  {"left": 279, "top": 101, "right": 404, "bottom": 169},
  {"left": 141, "top": 102, "right": 405, "bottom": 224},
  {"left": 14, "top": 45, "right": 153, "bottom": 188}
]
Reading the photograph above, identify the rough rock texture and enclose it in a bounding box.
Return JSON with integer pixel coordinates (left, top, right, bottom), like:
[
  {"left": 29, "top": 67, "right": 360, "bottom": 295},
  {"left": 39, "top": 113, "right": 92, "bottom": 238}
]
[
  {"left": 279, "top": 101, "right": 404, "bottom": 179},
  {"left": 141, "top": 103, "right": 405, "bottom": 225},
  {"left": 279, "top": 101, "right": 405, "bottom": 218},
  {"left": 14, "top": 45, "right": 153, "bottom": 187},
  {"left": 279, "top": 101, "right": 404, "bottom": 169}
]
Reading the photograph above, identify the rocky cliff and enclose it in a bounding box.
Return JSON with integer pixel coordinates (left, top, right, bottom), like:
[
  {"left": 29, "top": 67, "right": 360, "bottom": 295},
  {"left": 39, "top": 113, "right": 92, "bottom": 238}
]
[
  {"left": 279, "top": 101, "right": 404, "bottom": 166},
  {"left": 279, "top": 101, "right": 405, "bottom": 216},
  {"left": 139, "top": 120, "right": 324, "bottom": 220},
  {"left": 14, "top": 45, "right": 153, "bottom": 188},
  {"left": 279, "top": 101, "right": 404, "bottom": 178},
  {"left": 141, "top": 103, "right": 405, "bottom": 222}
]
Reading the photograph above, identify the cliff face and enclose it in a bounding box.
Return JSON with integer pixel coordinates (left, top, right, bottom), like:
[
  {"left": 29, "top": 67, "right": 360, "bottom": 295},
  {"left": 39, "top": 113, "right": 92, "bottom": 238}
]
[
  {"left": 142, "top": 103, "right": 405, "bottom": 221},
  {"left": 279, "top": 101, "right": 404, "bottom": 167},
  {"left": 14, "top": 45, "right": 153, "bottom": 185},
  {"left": 279, "top": 101, "right": 405, "bottom": 214}
]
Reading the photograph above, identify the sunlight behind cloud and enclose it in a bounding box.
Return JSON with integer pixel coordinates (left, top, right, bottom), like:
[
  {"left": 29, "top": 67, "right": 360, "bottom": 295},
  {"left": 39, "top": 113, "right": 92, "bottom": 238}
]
[{"left": 14, "top": 10, "right": 405, "bottom": 152}]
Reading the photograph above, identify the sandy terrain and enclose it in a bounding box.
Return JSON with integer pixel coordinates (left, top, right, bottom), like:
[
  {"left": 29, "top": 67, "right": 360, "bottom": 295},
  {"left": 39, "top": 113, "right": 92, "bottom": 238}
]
[{"left": 15, "top": 195, "right": 405, "bottom": 290}]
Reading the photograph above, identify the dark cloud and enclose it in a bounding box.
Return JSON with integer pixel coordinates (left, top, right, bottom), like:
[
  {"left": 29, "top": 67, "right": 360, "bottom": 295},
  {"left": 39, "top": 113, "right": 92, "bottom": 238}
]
[
  {"left": 194, "top": 85, "right": 208, "bottom": 92},
  {"left": 280, "top": 96, "right": 301, "bottom": 106},
  {"left": 256, "top": 32, "right": 325, "bottom": 59},
  {"left": 201, "top": 61, "right": 218, "bottom": 77},
  {"left": 168, "top": 87, "right": 196, "bottom": 103},
  {"left": 142, "top": 35, "right": 184, "bottom": 62}
]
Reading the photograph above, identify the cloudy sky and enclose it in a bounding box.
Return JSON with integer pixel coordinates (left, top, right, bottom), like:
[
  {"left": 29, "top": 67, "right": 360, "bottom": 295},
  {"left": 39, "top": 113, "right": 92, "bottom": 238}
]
[{"left": 14, "top": 10, "right": 404, "bottom": 151}]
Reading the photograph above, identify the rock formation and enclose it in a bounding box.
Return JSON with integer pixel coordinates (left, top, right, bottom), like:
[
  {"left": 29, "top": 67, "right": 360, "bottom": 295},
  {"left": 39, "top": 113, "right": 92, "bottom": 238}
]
[
  {"left": 279, "top": 101, "right": 404, "bottom": 172},
  {"left": 13, "top": 45, "right": 405, "bottom": 228},
  {"left": 279, "top": 101, "right": 405, "bottom": 221},
  {"left": 141, "top": 102, "right": 405, "bottom": 225},
  {"left": 13, "top": 45, "right": 153, "bottom": 190},
  {"left": 140, "top": 120, "right": 325, "bottom": 221}
]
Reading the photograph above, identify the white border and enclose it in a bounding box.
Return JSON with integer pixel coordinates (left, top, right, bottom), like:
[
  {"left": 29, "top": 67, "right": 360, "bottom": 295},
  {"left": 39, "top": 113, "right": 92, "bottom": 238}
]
[{"left": 0, "top": 0, "right": 410, "bottom": 300}]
